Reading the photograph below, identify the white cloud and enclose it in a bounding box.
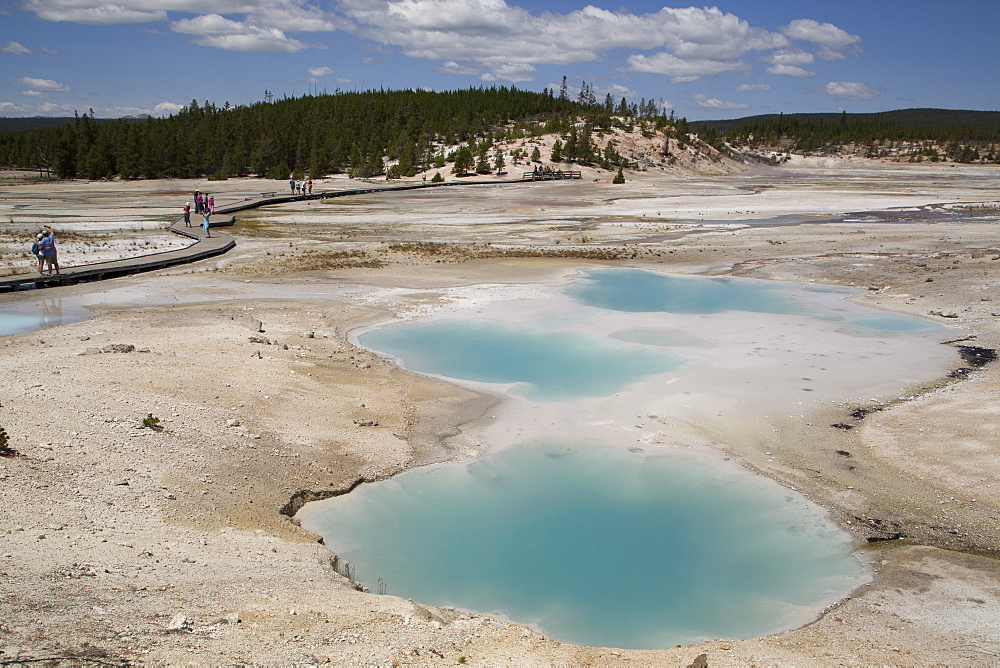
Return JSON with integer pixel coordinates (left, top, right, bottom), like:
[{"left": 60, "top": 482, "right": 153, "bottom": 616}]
[
  {"left": 782, "top": 18, "right": 862, "bottom": 58},
  {"left": 22, "top": 89, "right": 46, "bottom": 97},
  {"left": 23, "top": 0, "right": 336, "bottom": 52},
  {"left": 437, "top": 61, "right": 480, "bottom": 76},
  {"left": 308, "top": 66, "right": 334, "bottom": 76},
  {"left": 692, "top": 92, "right": 748, "bottom": 110},
  {"left": 626, "top": 52, "right": 750, "bottom": 82},
  {"left": 597, "top": 82, "right": 637, "bottom": 101},
  {"left": 479, "top": 62, "right": 535, "bottom": 82},
  {"left": 18, "top": 76, "right": 71, "bottom": 92},
  {"left": 342, "top": 1, "right": 794, "bottom": 82},
  {"left": 768, "top": 49, "right": 814, "bottom": 66},
  {"left": 736, "top": 83, "right": 771, "bottom": 92},
  {"left": 3, "top": 41, "right": 33, "bottom": 55},
  {"left": 0, "top": 102, "right": 28, "bottom": 113},
  {"left": 18, "top": 0, "right": 864, "bottom": 83},
  {"left": 171, "top": 15, "right": 309, "bottom": 51},
  {"left": 153, "top": 101, "right": 185, "bottom": 115},
  {"left": 766, "top": 64, "right": 814, "bottom": 78},
  {"left": 24, "top": 0, "right": 166, "bottom": 24},
  {"left": 36, "top": 101, "right": 73, "bottom": 113},
  {"left": 824, "top": 81, "right": 881, "bottom": 100},
  {"left": 193, "top": 31, "right": 309, "bottom": 51},
  {"left": 171, "top": 14, "right": 245, "bottom": 34},
  {"left": 23, "top": 0, "right": 259, "bottom": 24}
]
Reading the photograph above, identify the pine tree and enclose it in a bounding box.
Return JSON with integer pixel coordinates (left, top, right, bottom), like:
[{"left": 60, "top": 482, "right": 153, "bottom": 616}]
[
  {"left": 551, "top": 139, "right": 563, "bottom": 162},
  {"left": 452, "top": 145, "right": 473, "bottom": 175}
]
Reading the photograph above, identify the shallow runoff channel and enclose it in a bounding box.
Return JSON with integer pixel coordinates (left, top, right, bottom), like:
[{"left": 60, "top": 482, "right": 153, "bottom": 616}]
[{"left": 298, "top": 267, "right": 958, "bottom": 649}]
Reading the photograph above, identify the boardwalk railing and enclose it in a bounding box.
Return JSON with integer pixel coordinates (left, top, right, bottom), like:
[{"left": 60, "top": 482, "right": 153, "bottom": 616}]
[{"left": 522, "top": 170, "right": 582, "bottom": 180}]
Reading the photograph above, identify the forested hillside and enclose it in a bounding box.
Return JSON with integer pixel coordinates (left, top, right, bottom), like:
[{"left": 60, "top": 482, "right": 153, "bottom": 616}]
[
  {"left": 694, "top": 109, "right": 1000, "bottom": 163},
  {"left": 0, "top": 87, "right": 672, "bottom": 181}
]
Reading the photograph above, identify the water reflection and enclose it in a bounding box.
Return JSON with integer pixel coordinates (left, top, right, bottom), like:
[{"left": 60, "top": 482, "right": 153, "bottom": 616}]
[{"left": 0, "top": 297, "right": 90, "bottom": 336}]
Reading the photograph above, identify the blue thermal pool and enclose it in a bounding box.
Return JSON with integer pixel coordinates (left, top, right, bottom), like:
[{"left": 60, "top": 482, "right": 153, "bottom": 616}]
[{"left": 299, "top": 268, "right": 953, "bottom": 648}]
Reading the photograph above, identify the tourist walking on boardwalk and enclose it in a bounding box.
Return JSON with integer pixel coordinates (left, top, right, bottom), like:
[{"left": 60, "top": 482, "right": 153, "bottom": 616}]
[
  {"left": 307, "top": 179, "right": 313, "bottom": 194},
  {"left": 37, "top": 225, "right": 59, "bottom": 275},
  {"left": 208, "top": 195, "right": 215, "bottom": 213},
  {"left": 194, "top": 192, "right": 203, "bottom": 214},
  {"left": 202, "top": 210, "right": 212, "bottom": 238},
  {"left": 183, "top": 202, "right": 192, "bottom": 227},
  {"left": 289, "top": 178, "right": 295, "bottom": 194}
]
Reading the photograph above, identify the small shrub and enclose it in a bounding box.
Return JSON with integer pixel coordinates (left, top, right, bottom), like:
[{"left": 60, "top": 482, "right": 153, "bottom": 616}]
[
  {"left": 431, "top": 171, "right": 444, "bottom": 182},
  {"left": 612, "top": 168, "right": 625, "bottom": 184},
  {"left": 0, "top": 425, "right": 9, "bottom": 452},
  {"left": 142, "top": 413, "right": 162, "bottom": 430}
]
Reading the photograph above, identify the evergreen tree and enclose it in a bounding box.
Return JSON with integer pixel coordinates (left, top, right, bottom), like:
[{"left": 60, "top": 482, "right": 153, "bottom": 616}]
[
  {"left": 475, "top": 148, "right": 491, "bottom": 174},
  {"left": 452, "top": 145, "right": 473, "bottom": 175},
  {"left": 551, "top": 139, "right": 563, "bottom": 162}
]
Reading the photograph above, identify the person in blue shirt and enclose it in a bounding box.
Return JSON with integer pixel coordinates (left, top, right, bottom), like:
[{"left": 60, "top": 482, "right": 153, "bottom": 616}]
[{"left": 37, "top": 225, "right": 59, "bottom": 275}]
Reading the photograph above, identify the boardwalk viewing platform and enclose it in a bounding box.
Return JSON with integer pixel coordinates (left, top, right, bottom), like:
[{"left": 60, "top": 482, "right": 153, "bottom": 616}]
[{"left": 522, "top": 170, "right": 581, "bottom": 180}]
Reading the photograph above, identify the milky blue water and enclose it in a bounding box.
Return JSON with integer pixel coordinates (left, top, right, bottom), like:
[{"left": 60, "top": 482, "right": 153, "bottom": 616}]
[
  {"left": 358, "top": 319, "right": 685, "bottom": 400},
  {"left": 299, "top": 442, "right": 867, "bottom": 649},
  {"left": 0, "top": 300, "right": 89, "bottom": 336},
  {"left": 567, "top": 268, "right": 940, "bottom": 334},
  {"left": 302, "top": 268, "right": 953, "bottom": 648}
]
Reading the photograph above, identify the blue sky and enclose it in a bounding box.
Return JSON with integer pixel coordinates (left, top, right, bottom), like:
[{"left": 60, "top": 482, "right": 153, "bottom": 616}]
[{"left": 2, "top": 0, "right": 998, "bottom": 120}]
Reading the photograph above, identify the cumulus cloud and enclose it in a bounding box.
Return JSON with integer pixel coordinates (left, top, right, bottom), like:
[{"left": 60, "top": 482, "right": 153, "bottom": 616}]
[
  {"left": 3, "top": 41, "right": 33, "bottom": 55},
  {"left": 153, "top": 101, "right": 185, "bottom": 115},
  {"left": 171, "top": 15, "right": 309, "bottom": 51},
  {"left": 308, "top": 66, "right": 334, "bottom": 76},
  {"left": 824, "top": 81, "right": 881, "bottom": 100},
  {"left": 479, "top": 62, "right": 535, "bottom": 82},
  {"left": 766, "top": 64, "right": 814, "bottom": 78},
  {"left": 768, "top": 49, "right": 814, "bottom": 66},
  {"left": 782, "top": 18, "right": 861, "bottom": 59},
  {"left": 341, "top": 1, "right": 794, "bottom": 82},
  {"left": 19, "top": 0, "right": 864, "bottom": 84},
  {"left": 18, "top": 76, "right": 71, "bottom": 93},
  {"left": 24, "top": 0, "right": 167, "bottom": 24},
  {"left": 626, "top": 52, "right": 750, "bottom": 82},
  {"left": 437, "top": 61, "right": 480, "bottom": 76},
  {"left": 36, "top": 101, "right": 73, "bottom": 113},
  {"left": 692, "top": 93, "right": 748, "bottom": 110},
  {"left": 736, "top": 83, "right": 771, "bottom": 92}
]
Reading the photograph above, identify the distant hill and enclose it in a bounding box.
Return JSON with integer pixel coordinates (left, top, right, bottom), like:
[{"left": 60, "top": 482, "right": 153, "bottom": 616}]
[
  {"left": 691, "top": 108, "right": 1000, "bottom": 163},
  {"left": 693, "top": 109, "right": 1000, "bottom": 134},
  {"left": 0, "top": 116, "right": 149, "bottom": 134},
  {"left": 0, "top": 117, "right": 77, "bottom": 134}
]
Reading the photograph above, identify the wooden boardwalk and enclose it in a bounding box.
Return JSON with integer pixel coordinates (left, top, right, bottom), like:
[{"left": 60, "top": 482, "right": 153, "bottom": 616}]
[
  {"left": 0, "top": 216, "right": 236, "bottom": 293},
  {"left": 0, "top": 176, "right": 552, "bottom": 293}
]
